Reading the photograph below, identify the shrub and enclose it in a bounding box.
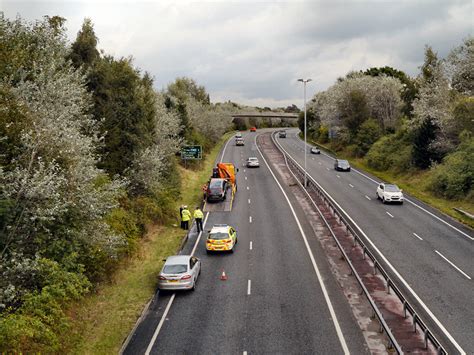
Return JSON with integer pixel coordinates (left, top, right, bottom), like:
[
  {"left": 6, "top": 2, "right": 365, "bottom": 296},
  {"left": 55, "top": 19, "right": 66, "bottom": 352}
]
[
  {"left": 365, "top": 130, "right": 412, "bottom": 172},
  {"left": 427, "top": 137, "right": 473, "bottom": 199}
]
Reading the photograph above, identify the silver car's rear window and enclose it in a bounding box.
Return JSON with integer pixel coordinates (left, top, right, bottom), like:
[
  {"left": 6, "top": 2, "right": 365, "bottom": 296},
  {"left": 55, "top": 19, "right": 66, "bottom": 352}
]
[{"left": 163, "top": 264, "right": 187, "bottom": 274}]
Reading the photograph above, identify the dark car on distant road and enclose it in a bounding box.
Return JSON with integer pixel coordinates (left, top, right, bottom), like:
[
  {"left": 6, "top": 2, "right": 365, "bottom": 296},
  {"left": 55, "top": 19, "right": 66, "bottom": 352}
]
[
  {"left": 279, "top": 131, "right": 287, "bottom": 138},
  {"left": 206, "top": 178, "right": 229, "bottom": 202},
  {"left": 334, "top": 159, "right": 351, "bottom": 172}
]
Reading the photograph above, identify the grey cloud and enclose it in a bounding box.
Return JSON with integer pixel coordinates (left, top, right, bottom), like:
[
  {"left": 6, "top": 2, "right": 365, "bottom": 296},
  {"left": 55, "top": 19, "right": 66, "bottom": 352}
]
[{"left": 2, "top": 0, "right": 472, "bottom": 107}]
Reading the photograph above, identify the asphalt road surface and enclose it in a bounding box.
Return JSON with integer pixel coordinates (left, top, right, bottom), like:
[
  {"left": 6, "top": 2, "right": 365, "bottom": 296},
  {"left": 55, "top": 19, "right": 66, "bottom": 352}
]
[
  {"left": 276, "top": 129, "right": 474, "bottom": 354},
  {"left": 123, "top": 131, "right": 369, "bottom": 354}
]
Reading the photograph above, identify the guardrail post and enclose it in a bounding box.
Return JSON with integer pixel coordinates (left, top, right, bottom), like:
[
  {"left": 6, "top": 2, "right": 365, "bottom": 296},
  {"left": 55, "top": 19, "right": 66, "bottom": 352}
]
[
  {"left": 373, "top": 261, "right": 377, "bottom": 275},
  {"left": 424, "top": 329, "right": 429, "bottom": 349},
  {"left": 413, "top": 313, "right": 417, "bottom": 333},
  {"left": 403, "top": 301, "right": 407, "bottom": 318},
  {"left": 386, "top": 279, "right": 391, "bottom": 294},
  {"left": 363, "top": 247, "right": 366, "bottom": 260}
]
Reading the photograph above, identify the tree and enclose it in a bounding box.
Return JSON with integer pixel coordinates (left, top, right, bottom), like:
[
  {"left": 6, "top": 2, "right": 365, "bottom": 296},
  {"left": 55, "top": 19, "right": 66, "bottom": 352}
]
[
  {"left": 412, "top": 46, "right": 453, "bottom": 157},
  {"left": 341, "top": 89, "right": 369, "bottom": 138},
  {"left": 89, "top": 56, "right": 156, "bottom": 176},
  {"left": 67, "top": 18, "right": 99, "bottom": 70},
  {"left": 364, "top": 66, "right": 417, "bottom": 117},
  {"left": 412, "top": 117, "right": 438, "bottom": 169},
  {"left": 167, "top": 77, "right": 209, "bottom": 105},
  {"left": 445, "top": 36, "right": 474, "bottom": 96}
]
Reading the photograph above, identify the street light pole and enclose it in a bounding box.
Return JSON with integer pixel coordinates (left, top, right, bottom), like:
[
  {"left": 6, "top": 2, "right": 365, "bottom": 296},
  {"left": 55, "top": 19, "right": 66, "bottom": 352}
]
[{"left": 298, "top": 78, "right": 312, "bottom": 187}]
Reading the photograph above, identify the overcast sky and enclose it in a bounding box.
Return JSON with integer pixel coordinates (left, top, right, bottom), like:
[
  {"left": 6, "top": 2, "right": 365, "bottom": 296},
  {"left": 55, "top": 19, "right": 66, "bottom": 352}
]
[{"left": 2, "top": 0, "right": 472, "bottom": 108}]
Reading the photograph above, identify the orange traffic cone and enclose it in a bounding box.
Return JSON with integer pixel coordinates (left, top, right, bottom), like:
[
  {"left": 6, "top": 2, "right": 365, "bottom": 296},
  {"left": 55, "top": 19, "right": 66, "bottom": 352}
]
[{"left": 220, "top": 269, "right": 228, "bottom": 281}]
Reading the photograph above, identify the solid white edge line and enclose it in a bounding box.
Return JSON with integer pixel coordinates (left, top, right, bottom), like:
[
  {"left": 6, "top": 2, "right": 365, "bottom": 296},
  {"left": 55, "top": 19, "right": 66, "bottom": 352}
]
[
  {"left": 351, "top": 162, "right": 474, "bottom": 241},
  {"left": 365, "top": 195, "right": 371, "bottom": 201},
  {"left": 413, "top": 232, "right": 423, "bottom": 241},
  {"left": 247, "top": 280, "right": 251, "bottom": 295},
  {"left": 144, "top": 132, "right": 236, "bottom": 354},
  {"left": 277, "top": 132, "right": 466, "bottom": 354},
  {"left": 255, "top": 133, "right": 350, "bottom": 354},
  {"left": 144, "top": 293, "right": 176, "bottom": 355},
  {"left": 435, "top": 250, "right": 472, "bottom": 280},
  {"left": 291, "top": 129, "right": 473, "bottom": 241},
  {"left": 250, "top": 241, "right": 253, "bottom": 250},
  {"left": 386, "top": 212, "right": 394, "bottom": 218}
]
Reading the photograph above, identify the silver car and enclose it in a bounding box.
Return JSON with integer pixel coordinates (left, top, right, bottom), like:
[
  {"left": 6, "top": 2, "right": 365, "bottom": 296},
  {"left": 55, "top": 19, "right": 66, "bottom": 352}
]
[
  {"left": 158, "top": 255, "right": 201, "bottom": 291},
  {"left": 246, "top": 157, "right": 260, "bottom": 168}
]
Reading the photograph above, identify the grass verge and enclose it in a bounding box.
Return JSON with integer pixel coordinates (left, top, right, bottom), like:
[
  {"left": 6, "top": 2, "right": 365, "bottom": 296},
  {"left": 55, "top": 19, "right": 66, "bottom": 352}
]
[{"left": 65, "top": 132, "right": 234, "bottom": 354}]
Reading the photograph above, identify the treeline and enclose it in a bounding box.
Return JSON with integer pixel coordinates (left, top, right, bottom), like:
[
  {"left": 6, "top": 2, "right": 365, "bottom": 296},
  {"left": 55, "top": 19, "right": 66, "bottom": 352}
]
[
  {"left": 301, "top": 39, "right": 473, "bottom": 201},
  {"left": 0, "top": 15, "right": 235, "bottom": 351}
]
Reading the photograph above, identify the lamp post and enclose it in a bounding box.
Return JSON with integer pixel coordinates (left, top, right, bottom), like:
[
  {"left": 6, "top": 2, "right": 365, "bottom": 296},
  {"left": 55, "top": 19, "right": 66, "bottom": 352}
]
[{"left": 297, "top": 78, "right": 312, "bottom": 187}]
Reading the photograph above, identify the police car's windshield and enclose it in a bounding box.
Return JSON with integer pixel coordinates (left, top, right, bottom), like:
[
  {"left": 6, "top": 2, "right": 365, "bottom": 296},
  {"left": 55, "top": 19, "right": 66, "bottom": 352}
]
[{"left": 209, "top": 232, "right": 228, "bottom": 240}]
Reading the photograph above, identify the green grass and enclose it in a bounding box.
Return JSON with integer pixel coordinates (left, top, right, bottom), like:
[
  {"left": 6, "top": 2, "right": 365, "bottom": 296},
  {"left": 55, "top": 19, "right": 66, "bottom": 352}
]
[
  {"left": 65, "top": 132, "right": 234, "bottom": 354},
  {"left": 303, "top": 136, "right": 473, "bottom": 229}
]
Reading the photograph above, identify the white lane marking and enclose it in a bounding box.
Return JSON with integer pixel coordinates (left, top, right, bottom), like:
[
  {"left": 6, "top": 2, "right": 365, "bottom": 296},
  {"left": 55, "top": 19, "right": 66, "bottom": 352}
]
[
  {"left": 145, "top": 293, "right": 175, "bottom": 355},
  {"left": 413, "top": 232, "right": 423, "bottom": 241},
  {"left": 255, "top": 133, "right": 350, "bottom": 354},
  {"left": 243, "top": 169, "right": 246, "bottom": 172},
  {"left": 248, "top": 199, "right": 251, "bottom": 204},
  {"left": 245, "top": 176, "right": 248, "bottom": 180},
  {"left": 336, "top": 175, "right": 340, "bottom": 179},
  {"left": 312, "top": 157, "right": 315, "bottom": 160},
  {"left": 243, "top": 352, "right": 247, "bottom": 355},
  {"left": 145, "top": 191, "right": 214, "bottom": 352},
  {"left": 349, "top": 184, "right": 354, "bottom": 188},
  {"left": 250, "top": 241, "right": 253, "bottom": 250},
  {"left": 435, "top": 250, "right": 472, "bottom": 280},
  {"left": 247, "top": 280, "right": 252, "bottom": 295},
  {"left": 350, "top": 167, "right": 474, "bottom": 241},
  {"left": 326, "top": 167, "right": 330, "bottom": 171},
  {"left": 219, "top": 135, "right": 233, "bottom": 163},
  {"left": 365, "top": 195, "right": 371, "bottom": 201},
  {"left": 249, "top": 216, "right": 252, "bottom": 223},
  {"left": 386, "top": 211, "right": 394, "bottom": 218},
  {"left": 275, "top": 135, "right": 465, "bottom": 353},
  {"left": 246, "top": 186, "right": 249, "bottom": 190},
  {"left": 318, "top": 162, "right": 322, "bottom": 165}
]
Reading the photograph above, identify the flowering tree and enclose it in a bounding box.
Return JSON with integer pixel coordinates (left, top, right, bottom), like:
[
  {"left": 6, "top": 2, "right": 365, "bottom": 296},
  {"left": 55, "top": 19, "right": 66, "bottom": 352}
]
[{"left": 0, "top": 16, "right": 125, "bottom": 311}]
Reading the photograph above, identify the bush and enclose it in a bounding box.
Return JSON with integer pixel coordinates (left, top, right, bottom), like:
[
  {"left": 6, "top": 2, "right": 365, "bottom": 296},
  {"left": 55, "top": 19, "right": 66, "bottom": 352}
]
[
  {"left": 427, "top": 137, "right": 473, "bottom": 199},
  {"left": 0, "top": 258, "right": 90, "bottom": 353},
  {"left": 366, "top": 130, "right": 412, "bottom": 172},
  {"left": 353, "top": 119, "right": 382, "bottom": 157}
]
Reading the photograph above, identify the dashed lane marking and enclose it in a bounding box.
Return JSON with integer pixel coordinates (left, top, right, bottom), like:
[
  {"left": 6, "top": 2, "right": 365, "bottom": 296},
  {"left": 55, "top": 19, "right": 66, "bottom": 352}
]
[
  {"left": 247, "top": 280, "right": 251, "bottom": 295},
  {"left": 250, "top": 241, "right": 253, "bottom": 250},
  {"left": 349, "top": 184, "right": 354, "bottom": 188},
  {"left": 249, "top": 216, "right": 252, "bottom": 223},
  {"left": 386, "top": 211, "right": 394, "bottom": 218},
  {"left": 413, "top": 232, "right": 423, "bottom": 241},
  {"left": 365, "top": 195, "right": 371, "bottom": 200}
]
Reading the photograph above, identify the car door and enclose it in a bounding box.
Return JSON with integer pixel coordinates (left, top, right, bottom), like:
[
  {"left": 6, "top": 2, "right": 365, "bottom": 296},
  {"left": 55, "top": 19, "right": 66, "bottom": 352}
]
[
  {"left": 378, "top": 184, "right": 384, "bottom": 198},
  {"left": 230, "top": 228, "right": 236, "bottom": 245},
  {"left": 190, "top": 257, "right": 198, "bottom": 281}
]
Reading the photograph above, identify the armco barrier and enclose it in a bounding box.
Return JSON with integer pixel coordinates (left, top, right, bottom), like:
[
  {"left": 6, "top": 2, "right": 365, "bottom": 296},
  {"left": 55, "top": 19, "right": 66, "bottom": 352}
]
[{"left": 270, "top": 132, "right": 447, "bottom": 355}]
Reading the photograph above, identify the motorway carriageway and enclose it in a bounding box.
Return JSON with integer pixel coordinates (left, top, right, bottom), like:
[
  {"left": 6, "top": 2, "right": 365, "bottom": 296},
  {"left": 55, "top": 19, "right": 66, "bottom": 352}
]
[
  {"left": 276, "top": 129, "right": 473, "bottom": 353},
  {"left": 123, "top": 130, "right": 370, "bottom": 354}
]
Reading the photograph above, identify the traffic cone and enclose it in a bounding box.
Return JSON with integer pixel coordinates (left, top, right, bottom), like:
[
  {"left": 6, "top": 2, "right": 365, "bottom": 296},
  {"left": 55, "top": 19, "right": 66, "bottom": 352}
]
[{"left": 220, "top": 269, "right": 228, "bottom": 281}]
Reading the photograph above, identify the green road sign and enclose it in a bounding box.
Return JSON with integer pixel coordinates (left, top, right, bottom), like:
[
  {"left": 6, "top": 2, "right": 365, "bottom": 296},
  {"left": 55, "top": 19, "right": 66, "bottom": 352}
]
[{"left": 181, "top": 145, "right": 202, "bottom": 160}]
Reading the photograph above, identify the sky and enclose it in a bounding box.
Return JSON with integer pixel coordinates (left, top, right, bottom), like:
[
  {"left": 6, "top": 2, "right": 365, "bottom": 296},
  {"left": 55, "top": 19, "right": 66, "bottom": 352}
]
[{"left": 2, "top": 0, "right": 472, "bottom": 108}]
